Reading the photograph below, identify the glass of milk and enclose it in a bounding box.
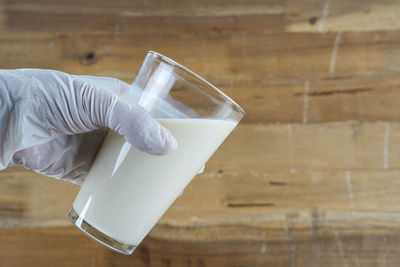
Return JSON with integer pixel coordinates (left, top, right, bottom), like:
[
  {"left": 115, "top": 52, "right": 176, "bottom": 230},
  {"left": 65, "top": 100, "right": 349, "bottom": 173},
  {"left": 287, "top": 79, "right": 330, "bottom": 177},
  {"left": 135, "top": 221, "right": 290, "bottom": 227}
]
[{"left": 68, "top": 51, "right": 245, "bottom": 255}]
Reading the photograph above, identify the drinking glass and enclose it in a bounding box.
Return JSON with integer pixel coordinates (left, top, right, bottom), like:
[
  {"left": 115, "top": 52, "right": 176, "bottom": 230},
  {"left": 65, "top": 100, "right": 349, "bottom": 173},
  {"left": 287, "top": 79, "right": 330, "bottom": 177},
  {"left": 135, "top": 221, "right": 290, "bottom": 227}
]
[{"left": 68, "top": 51, "right": 245, "bottom": 254}]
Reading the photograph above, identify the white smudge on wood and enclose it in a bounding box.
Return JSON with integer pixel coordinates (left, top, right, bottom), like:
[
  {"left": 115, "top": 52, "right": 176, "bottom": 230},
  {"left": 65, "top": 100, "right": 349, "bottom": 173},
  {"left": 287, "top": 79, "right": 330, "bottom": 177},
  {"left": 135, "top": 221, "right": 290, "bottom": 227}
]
[
  {"left": 329, "top": 31, "right": 342, "bottom": 73},
  {"left": 318, "top": 0, "right": 331, "bottom": 32},
  {"left": 345, "top": 171, "right": 353, "bottom": 199},
  {"left": 383, "top": 122, "right": 390, "bottom": 170}
]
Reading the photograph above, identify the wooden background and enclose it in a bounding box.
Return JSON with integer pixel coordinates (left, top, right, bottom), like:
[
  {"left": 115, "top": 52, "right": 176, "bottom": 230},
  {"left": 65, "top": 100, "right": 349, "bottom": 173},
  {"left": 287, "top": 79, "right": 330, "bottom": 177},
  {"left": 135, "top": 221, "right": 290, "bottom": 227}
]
[{"left": 1, "top": 0, "right": 400, "bottom": 266}]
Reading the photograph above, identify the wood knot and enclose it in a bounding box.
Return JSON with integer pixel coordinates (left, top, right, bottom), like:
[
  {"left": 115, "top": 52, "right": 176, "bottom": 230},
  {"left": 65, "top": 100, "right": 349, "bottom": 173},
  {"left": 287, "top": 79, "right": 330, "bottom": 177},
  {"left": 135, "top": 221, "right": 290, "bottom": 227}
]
[
  {"left": 212, "top": 26, "right": 222, "bottom": 34},
  {"left": 80, "top": 51, "right": 98, "bottom": 65},
  {"left": 308, "top": 17, "right": 318, "bottom": 25}
]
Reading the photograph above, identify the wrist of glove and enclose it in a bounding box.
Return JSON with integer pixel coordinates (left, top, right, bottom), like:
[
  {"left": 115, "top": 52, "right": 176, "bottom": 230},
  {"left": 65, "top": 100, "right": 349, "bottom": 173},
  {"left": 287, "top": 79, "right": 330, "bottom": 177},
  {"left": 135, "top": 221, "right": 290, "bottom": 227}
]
[{"left": 0, "top": 69, "right": 177, "bottom": 184}]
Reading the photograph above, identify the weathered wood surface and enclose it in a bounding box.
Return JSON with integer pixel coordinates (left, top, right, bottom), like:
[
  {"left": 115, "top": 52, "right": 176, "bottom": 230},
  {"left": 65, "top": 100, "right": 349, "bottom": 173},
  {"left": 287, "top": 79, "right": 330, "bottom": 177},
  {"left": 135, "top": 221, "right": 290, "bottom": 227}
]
[
  {"left": 2, "top": 227, "right": 400, "bottom": 267},
  {"left": 1, "top": 0, "right": 400, "bottom": 266},
  {"left": 3, "top": 31, "right": 400, "bottom": 123}
]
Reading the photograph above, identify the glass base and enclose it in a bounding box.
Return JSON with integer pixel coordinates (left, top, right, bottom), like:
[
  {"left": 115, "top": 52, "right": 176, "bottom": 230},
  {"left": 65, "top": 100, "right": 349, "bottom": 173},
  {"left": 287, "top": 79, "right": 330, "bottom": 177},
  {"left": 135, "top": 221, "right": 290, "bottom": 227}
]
[{"left": 68, "top": 207, "right": 136, "bottom": 255}]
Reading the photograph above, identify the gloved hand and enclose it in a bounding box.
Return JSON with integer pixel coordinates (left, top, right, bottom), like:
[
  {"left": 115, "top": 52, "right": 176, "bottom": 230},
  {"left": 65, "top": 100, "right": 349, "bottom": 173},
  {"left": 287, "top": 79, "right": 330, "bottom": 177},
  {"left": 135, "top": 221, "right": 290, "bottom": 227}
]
[{"left": 0, "top": 69, "right": 177, "bottom": 185}]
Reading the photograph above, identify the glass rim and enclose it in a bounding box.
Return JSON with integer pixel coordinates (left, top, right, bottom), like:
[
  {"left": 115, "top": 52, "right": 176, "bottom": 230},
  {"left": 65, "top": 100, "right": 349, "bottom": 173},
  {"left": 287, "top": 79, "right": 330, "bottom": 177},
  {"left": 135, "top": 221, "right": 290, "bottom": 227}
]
[{"left": 147, "top": 51, "right": 245, "bottom": 116}]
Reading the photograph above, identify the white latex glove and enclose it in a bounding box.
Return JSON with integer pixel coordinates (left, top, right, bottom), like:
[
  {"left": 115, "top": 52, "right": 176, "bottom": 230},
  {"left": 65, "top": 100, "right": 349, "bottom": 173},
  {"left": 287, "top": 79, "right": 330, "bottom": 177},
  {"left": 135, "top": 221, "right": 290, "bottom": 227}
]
[{"left": 0, "top": 69, "right": 177, "bottom": 184}]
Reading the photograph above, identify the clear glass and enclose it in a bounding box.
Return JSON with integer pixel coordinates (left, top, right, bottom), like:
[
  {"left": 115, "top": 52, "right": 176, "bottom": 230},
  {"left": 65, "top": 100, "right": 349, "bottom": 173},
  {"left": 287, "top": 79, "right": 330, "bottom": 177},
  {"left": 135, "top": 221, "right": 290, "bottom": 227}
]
[{"left": 68, "top": 51, "right": 245, "bottom": 255}]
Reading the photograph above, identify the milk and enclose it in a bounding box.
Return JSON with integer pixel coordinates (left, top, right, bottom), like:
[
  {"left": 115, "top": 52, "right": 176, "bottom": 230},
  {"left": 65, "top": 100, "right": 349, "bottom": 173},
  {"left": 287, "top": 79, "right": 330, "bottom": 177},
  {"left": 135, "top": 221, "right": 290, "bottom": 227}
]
[{"left": 72, "top": 118, "right": 236, "bottom": 246}]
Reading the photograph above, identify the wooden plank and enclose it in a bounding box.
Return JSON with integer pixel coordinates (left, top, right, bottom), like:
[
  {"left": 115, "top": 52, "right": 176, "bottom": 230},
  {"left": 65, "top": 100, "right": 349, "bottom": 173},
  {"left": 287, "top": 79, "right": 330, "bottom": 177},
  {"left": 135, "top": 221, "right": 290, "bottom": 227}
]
[
  {"left": 2, "top": 167, "right": 400, "bottom": 238},
  {"left": 0, "top": 226, "right": 400, "bottom": 266},
  {"left": 285, "top": 0, "right": 400, "bottom": 32},
  {"left": 5, "top": 13, "right": 283, "bottom": 34},
  {"left": 2, "top": 31, "right": 400, "bottom": 123},
  {"left": 0, "top": 167, "right": 78, "bottom": 227},
  {"left": 209, "top": 122, "right": 400, "bottom": 172},
  {"left": 5, "top": 0, "right": 400, "bottom": 33},
  {"left": 3, "top": 0, "right": 283, "bottom": 18},
  {"left": 3, "top": 25, "right": 397, "bottom": 78}
]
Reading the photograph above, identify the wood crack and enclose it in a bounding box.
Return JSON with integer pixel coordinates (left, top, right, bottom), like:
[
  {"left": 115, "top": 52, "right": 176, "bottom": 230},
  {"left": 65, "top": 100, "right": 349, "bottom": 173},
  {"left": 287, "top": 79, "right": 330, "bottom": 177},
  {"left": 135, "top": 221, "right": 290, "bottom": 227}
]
[{"left": 294, "top": 87, "right": 372, "bottom": 97}]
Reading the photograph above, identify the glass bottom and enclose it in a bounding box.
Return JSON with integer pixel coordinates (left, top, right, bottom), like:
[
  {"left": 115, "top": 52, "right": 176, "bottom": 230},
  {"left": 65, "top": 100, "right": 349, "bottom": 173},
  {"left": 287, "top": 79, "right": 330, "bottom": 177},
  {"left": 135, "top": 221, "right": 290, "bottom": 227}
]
[{"left": 68, "top": 207, "right": 136, "bottom": 255}]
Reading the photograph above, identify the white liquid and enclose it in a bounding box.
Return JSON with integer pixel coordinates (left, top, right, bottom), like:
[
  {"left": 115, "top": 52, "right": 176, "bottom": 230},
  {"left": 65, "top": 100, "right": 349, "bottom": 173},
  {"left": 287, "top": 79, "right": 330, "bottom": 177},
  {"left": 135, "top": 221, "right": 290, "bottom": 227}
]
[{"left": 72, "top": 118, "right": 236, "bottom": 246}]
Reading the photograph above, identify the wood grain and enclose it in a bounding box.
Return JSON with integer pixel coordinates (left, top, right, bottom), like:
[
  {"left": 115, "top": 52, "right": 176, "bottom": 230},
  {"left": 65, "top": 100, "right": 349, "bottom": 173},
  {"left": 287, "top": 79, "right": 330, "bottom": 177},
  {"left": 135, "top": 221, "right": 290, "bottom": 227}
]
[
  {"left": 2, "top": 31, "right": 400, "bottom": 123},
  {"left": 1, "top": 0, "right": 400, "bottom": 266},
  {"left": 6, "top": 13, "right": 284, "bottom": 34},
  {"left": 1, "top": 227, "right": 400, "bottom": 267},
  {"left": 0, "top": 0, "right": 5, "bottom": 32},
  {"left": 285, "top": 0, "right": 400, "bottom": 32},
  {"left": 3, "top": 0, "right": 283, "bottom": 18}
]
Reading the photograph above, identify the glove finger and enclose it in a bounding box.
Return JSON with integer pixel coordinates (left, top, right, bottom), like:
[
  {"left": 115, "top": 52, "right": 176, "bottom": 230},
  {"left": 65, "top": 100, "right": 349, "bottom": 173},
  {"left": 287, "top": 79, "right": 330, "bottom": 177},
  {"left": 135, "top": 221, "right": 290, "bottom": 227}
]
[
  {"left": 73, "top": 75, "right": 191, "bottom": 119},
  {"left": 71, "top": 76, "right": 177, "bottom": 155},
  {"left": 107, "top": 100, "right": 177, "bottom": 155},
  {"left": 71, "top": 75, "right": 139, "bottom": 101}
]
